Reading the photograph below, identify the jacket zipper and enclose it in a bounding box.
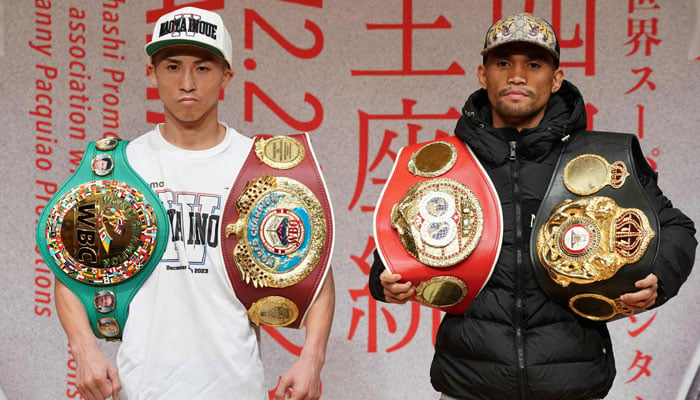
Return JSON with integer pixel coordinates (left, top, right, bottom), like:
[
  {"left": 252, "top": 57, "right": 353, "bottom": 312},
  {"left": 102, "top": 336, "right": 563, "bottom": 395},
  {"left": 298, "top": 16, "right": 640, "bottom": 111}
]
[{"left": 510, "top": 140, "right": 527, "bottom": 400}]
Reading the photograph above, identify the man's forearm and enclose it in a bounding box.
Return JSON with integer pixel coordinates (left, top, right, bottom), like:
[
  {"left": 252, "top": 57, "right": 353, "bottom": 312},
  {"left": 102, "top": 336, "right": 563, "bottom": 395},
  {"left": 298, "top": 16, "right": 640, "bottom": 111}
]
[
  {"left": 300, "top": 268, "right": 335, "bottom": 365},
  {"left": 54, "top": 279, "right": 100, "bottom": 355},
  {"left": 55, "top": 280, "right": 123, "bottom": 399}
]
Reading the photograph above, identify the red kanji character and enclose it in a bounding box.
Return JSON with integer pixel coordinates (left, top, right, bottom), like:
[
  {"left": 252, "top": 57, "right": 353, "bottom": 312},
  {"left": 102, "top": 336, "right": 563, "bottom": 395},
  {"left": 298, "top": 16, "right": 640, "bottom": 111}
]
[
  {"left": 490, "top": 0, "right": 536, "bottom": 20},
  {"left": 351, "top": 0, "right": 464, "bottom": 76},
  {"left": 627, "top": 311, "right": 657, "bottom": 337},
  {"left": 349, "top": 99, "right": 459, "bottom": 212},
  {"left": 636, "top": 104, "right": 645, "bottom": 140},
  {"left": 491, "top": 0, "right": 597, "bottom": 76},
  {"left": 585, "top": 102, "right": 599, "bottom": 130},
  {"left": 626, "top": 350, "right": 653, "bottom": 383},
  {"left": 262, "top": 325, "right": 302, "bottom": 356},
  {"left": 625, "top": 18, "right": 662, "bottom": 57},
  {"left": 347, "top": 236, "right": 438, "bottom": 352},
  {"left": 368, "top": 130, "right": 400, "bottom": 174},
  {"left": 625, "top": 67, "right": 656, "bottom": 94},
  {"left": 629, "top": 0, "right": 660, "bottom": 13},
  {"left": 552, "top": 0, "right": 596, "bottom": 75}
]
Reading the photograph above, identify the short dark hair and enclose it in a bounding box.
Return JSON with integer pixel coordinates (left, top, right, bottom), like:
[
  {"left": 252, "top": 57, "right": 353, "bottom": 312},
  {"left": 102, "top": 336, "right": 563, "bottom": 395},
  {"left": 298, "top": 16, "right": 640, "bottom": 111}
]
[
  {"left": 150, "top": 46, "right": 230, "bottom": 71},
  {"left": 482, "top": 45, "right": 560, "bottom": 69}
]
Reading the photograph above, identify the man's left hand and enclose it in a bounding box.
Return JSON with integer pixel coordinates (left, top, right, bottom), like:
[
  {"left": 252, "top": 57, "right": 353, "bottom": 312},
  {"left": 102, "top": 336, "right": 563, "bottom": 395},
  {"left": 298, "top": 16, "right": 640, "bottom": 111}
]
[
  {"left": 619, "top": 273, "right": 659, "bottom": 312},
  {"left": 275, "top": 356, "right": 322, "bottom": 400}
]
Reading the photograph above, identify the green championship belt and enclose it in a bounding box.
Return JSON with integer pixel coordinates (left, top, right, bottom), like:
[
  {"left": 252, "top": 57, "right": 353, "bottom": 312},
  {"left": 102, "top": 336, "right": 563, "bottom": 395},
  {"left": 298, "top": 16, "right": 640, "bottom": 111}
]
[{"left": 36, "top": 138, "right": 168, "bottom": 340}]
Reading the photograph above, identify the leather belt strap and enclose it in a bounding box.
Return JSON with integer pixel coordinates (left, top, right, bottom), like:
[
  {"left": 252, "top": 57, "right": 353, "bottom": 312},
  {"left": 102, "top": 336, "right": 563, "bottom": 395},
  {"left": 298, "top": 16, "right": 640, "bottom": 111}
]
[
  {"left": 374, "top": 136, "right": 502, "bottom": 315},
  {"left": 531, "top": 131, "right": 660, "bottom": 321},
  {"left": 221, "top": 133, "right": 334, "bottom": 329},
  {"left": 36, "top": 138, "right": 169, "bottom": 340}
]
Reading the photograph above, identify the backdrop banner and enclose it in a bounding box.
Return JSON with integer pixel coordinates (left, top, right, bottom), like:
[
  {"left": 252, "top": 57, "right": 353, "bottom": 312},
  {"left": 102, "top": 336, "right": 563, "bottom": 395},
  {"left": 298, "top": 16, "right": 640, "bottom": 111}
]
[{"left": 2, "top": 1, "right": 699, "bottom": 399}]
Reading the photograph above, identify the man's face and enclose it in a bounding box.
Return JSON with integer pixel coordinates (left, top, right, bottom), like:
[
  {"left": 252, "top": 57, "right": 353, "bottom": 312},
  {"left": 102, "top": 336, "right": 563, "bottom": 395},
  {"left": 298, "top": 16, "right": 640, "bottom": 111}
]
[
  {"left": 478, "top": 42, "right": 564, "bottom": 130},
  {"left": 148, "top": 45, "right": 233, "bottom": 125}
]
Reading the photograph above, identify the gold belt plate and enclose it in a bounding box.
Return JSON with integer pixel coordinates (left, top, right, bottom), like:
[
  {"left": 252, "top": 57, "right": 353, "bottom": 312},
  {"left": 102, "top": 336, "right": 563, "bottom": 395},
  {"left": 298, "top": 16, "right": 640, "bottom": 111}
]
[
  {"left": 44, "top": 181, "right": 159, "bottom": 285},
  {"left": 247, "top": 296, "right": 300, "bottom": 327},
  {"left": 563, "top": 154, "right": 629, "bottom": 195},
  {"left": 391, "top": 178, "right": 483, "bottom": 267},
  {"left": 407, "top": 141, "right": 458, "bottom": 177},
  {"left": 225, "top": 175, "right": 326, "bottom": 288},
  {"left": 536, "top": 196, "right": 655, "bottom": 287},
  {"left": 255, "top": 136, "right": 306, "bottom": 170}
]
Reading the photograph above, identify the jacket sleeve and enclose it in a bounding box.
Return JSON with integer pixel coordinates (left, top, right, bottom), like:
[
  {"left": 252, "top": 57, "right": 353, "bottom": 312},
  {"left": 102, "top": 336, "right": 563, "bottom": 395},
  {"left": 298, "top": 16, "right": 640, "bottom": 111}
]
[
  {"left": 369, "top": 249, "right": 388, "bottom": 302},
  {"left": 639, "top": 158, "right": 697, "bottom": 307}
]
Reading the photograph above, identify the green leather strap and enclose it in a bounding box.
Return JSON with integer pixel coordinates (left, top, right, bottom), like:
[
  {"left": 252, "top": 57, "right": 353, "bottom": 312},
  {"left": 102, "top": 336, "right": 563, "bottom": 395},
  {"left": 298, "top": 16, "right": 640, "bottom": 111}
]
[{"left": 36, "top": 138, "right": 169, "bottom": 340}]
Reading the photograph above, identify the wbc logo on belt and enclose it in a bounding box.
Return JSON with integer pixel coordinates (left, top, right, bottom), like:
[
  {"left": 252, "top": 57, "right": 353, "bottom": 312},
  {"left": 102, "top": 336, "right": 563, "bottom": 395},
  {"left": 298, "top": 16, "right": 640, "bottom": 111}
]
[{"left": 45, "top": 181, "right": 158, "bottom": 285}]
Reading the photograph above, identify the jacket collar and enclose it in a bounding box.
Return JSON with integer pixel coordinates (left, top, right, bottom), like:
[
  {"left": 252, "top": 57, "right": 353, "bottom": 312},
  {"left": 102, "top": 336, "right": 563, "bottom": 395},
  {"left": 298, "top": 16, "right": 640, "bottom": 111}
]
[{"left": 454, "top": 80, "right": 587, "bottom": 167}]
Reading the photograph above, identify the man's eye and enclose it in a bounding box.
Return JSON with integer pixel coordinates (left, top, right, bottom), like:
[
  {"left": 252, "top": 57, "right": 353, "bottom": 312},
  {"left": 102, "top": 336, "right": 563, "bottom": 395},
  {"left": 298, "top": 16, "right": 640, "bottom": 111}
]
[
  {"left": 166, "top": 65, "right": 179, "bottom": 71},
  {"left": 528, "top": 62, "right": 541, "bottom": 69}
]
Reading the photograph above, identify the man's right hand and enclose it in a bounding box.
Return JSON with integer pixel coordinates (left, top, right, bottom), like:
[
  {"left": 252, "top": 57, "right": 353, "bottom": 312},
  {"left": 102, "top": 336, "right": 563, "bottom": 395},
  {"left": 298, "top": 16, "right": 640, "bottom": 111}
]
[
  {"left": 55, "top": 279, "right": 122, "bottom": 400},
  {"left": 379, "top": 270, "right": 415, "bottom": 304},
  {"left": 74, "top": 345, "right": 122, "bottom": 400}
]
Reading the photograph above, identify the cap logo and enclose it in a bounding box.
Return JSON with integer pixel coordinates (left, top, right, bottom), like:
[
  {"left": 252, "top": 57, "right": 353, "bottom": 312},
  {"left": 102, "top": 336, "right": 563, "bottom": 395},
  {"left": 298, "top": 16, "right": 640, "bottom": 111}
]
[
  {"left": 146, "top": 7, "right": 233, "bottom": 67},
  {"left": 526, "top": 20, "right": 553, "bottom": 45},
  {"left": 490, "top": 20, "right": 513, "bottom": 43},
  {"left": 158, "top": 13, "right": 217, "bottom": 41}
]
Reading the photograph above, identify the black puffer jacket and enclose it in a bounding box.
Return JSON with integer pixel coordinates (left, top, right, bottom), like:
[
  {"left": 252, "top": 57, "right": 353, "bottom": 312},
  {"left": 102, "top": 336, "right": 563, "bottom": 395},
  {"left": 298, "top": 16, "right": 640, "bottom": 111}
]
[{"left": 369, "top": 80, "right": 696, "bottom": 400}]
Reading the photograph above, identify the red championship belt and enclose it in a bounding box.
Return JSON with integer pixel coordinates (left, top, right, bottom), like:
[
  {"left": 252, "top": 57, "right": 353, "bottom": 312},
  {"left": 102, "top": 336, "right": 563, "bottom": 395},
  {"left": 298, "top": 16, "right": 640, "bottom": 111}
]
[
  {"left": 221, "top": 133, "right": 334, "bottom": 329},
  {"left": 374, "top": 136, "right": 502, "bottom": 315}
]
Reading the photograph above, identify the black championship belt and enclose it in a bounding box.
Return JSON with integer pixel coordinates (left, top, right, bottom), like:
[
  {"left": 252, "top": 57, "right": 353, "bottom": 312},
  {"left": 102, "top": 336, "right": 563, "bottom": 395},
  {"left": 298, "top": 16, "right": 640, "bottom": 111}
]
[
  {"left": 531, "top": 131, "right": 660, "bottom": 321},
  {"left": 374, "top": 137, "right": 503, "bottom": 315},
  {"left": 221, "top": 134, "right": 334, "bottom": 329},
  {"left": 36, "top": 138, "right": 169, "bottom": 340}
]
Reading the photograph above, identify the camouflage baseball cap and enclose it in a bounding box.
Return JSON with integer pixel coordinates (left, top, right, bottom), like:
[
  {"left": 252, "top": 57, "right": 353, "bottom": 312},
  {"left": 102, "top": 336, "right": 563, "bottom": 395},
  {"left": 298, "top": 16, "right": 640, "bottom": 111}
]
[{"left": 481, "top": 13, "right": 560, "bottom": 60}]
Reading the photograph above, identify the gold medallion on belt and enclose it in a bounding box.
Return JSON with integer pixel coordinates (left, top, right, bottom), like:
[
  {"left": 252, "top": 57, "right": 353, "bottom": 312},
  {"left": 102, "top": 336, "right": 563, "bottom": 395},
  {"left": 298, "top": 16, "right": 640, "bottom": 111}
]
[
  {"left": 225, "top": 175, "right": 326, "bottom": 289},
  {"left": 45, "top": 181, "right": 158, "bottom": 285},
  {"left": 563, "top": 154, "right": 629, "bottom": 195},
  {"left": 536, "top": 196, "right": 655, "bottom": 287},
  {"left": 391, "top": 178, "right": 483, "bottom": 268},
  {"left": 255, "top": 136, "right": 305, "bottom": 170}
]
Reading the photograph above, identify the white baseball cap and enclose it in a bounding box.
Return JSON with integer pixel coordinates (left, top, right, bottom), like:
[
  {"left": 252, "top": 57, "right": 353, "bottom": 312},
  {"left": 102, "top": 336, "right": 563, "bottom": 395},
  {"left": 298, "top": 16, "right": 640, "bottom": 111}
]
[{"left": 145, "top": 7, "right": 233, "bottom": 67}]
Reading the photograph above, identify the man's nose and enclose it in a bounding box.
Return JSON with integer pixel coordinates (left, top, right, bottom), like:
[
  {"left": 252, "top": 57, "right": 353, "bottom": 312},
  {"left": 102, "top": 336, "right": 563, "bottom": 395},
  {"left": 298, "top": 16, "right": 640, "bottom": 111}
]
[
  {"left": 507, "top": 63, "right": 527, "bottom": 85},
  {"left": 180, "top": 68, "right": 196, "bottom": 91}
]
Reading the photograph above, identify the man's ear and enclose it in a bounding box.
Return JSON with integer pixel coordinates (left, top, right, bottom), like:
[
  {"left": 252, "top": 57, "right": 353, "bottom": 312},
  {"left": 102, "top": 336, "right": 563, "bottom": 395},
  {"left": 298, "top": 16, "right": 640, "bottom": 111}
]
[
  {"left": 221, "top": 67, "right": 234, "bottom": 89},
  {"left": 148, "top": 63, "right": 158, "bottom": 86},
  {"left": 477, "top": 64, "right": 487, "bottom": 90},
  {"left": 551, "top": 68, "right": 564, "bottom": 93}
]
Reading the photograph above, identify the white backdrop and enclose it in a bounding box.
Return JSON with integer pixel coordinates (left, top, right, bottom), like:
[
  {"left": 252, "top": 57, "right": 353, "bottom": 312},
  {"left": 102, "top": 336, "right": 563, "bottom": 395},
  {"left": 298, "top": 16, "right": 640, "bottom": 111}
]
[{"left": 2, "top": 1, "right": 699, "bottom": 399}]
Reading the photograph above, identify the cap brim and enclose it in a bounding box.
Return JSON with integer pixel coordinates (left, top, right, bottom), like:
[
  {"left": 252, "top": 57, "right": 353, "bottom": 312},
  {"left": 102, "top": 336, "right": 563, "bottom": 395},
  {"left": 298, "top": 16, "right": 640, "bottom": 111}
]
[
  {"left": 480, "top": 41, "right": 559, "bottom": 60},
  {"left": 145, "top": 39, "right": 228, "bottom": 64}
]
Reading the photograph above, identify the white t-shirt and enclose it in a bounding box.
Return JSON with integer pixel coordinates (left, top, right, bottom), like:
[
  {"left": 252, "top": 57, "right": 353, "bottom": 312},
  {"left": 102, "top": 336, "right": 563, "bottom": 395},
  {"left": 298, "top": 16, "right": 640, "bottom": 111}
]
[{"left": 117, "top": 124, "right": 265, "bottom": 400}]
